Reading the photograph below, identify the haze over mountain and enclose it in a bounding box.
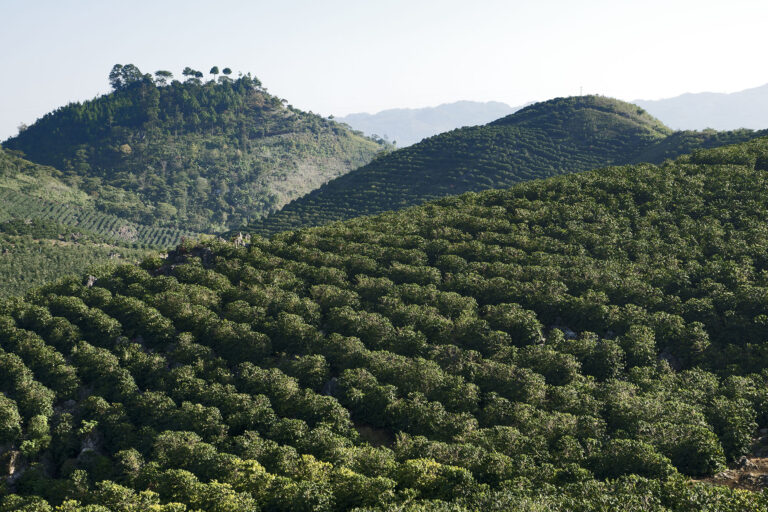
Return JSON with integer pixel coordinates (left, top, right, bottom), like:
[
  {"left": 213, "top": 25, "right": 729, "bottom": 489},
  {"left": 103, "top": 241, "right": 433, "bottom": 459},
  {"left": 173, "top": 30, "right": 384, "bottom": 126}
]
[
  {"left": 635, "top": 83, "right": 768, "bottom": 131},
  {"left": 4, "top": 136, "right": 768, "bottom": 509},
  {"left": 338, "top": 101, "right": 519, "bottom": 147},
  {"left": 244, "top": 96, "right": 768, "bottom": 236}
]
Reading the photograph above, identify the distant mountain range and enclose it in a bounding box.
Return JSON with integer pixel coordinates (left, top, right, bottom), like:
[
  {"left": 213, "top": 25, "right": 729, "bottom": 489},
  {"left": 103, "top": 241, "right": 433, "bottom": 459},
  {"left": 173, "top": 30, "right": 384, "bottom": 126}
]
[
  {"left": 338, "top": 101, "right": 520, "bottom": 147},
  {"left": 244, "top": 96, "right": 768, "bottom": 236},
  {"left": 340, "top": 84, "right": 768, "bottom": 144},
  {"left": 634, "top": 83, "right": 768, "bottom": 130}
]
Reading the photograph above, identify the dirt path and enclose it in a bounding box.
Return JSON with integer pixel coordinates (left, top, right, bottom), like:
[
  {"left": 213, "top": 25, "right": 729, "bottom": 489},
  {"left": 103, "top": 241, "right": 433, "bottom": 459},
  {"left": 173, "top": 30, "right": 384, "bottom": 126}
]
[{"left": 698, "top": 457, "right": 768, "bottom": 491}]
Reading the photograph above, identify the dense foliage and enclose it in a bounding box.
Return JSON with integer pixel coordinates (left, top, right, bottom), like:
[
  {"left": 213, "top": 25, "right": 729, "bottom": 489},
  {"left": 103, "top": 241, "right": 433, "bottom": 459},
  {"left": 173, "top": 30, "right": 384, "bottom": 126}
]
[
  {"left": 247, "top": 96, "right": 768, "bottom": 236},
  {"left": 3, "top": 138, "right": 768, "bottom": 509},
  {"left": 3, "top": 65, "right": 387, "bottom": 232}
]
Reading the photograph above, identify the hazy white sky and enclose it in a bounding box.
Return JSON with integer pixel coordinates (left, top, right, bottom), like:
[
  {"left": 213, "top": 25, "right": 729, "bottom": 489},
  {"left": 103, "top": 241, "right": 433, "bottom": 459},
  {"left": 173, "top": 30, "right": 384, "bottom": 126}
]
[{"left": 1, "top": 0, "right": 767, "bottom": 140}]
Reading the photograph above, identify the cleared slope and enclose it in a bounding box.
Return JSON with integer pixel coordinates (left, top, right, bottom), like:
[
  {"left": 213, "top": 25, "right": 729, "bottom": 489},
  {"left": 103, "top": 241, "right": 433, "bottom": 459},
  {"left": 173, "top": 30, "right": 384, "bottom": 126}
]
[
  {"left": 3, "top": 68, "right": 387, "bottom": 232},
  {"left": 3, "top": 138, "right": 768, "bottom": 509},
  {"left": 246, "top": 96, "right": 767, "bottom": 236}
]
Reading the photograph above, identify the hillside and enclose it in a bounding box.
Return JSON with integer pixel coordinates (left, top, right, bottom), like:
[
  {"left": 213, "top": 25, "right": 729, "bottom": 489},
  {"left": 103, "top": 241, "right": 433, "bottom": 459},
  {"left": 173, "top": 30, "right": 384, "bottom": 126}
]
[
  {"left": 3, "top": 138, "right": 768, "bottom": 510},
  {"left": 244, "top": 96, "right": 768, "bottom": 236},
  {"left": 3, "top": 64, "right": 388, "bottom": 233},
  {"left": 635, "top": 83, "right": 768, "bottom": 131},
  {"left": 0, "top": 148, "right": 196, "bottom": 296},
  {"left": 338, "top": 100, "right": 519, "bottom": 147}
]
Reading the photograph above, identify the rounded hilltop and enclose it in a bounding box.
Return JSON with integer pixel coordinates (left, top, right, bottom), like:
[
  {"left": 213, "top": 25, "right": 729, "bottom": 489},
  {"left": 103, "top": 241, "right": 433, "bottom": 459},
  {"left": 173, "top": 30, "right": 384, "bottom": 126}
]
[{"left": 493, "top": 95, "right": 672, "bottom": 139}]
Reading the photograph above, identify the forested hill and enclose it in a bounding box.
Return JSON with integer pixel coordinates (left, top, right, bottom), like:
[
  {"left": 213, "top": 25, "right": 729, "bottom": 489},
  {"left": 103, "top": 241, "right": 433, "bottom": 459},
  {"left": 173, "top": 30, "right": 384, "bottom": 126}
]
[
  {"left": 4, "top": 138, "right": 768, "bottom": 510},
  {"left": 244, "top": 96, "right": 768, "bottom": 236},
  {"left": 2, "top": 64, "right": 388, "bottom": 233}
]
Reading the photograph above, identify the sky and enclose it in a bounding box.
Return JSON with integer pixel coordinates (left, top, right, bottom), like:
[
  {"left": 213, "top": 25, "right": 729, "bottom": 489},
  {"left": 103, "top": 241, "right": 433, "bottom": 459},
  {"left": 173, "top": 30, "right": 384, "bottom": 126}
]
[{"left": 1, "top": 0, "right": 767, "bottom": 140}]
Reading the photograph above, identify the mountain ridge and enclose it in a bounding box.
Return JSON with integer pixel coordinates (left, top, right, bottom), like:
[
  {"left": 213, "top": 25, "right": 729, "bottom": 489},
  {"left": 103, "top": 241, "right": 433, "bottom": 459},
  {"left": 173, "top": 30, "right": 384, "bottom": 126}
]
[
  {"left": 634, "top": 82, "right": 768, "bottom": 130},
  {"left": 338, "top": 100, "right": 519, "bottom": 147}
]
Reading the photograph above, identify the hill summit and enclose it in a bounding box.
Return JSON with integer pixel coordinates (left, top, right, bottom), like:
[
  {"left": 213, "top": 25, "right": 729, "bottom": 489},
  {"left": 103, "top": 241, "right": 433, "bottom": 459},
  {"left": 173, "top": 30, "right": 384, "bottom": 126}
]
[
  {"left": 494, "top": 95, "right": 670, "bottom": 136},
  {"left": 3, "top": 64, "right": 387, "bottom": 232},
  {"left": 244, "top": 95, "right": 766, "bottom": 236}
]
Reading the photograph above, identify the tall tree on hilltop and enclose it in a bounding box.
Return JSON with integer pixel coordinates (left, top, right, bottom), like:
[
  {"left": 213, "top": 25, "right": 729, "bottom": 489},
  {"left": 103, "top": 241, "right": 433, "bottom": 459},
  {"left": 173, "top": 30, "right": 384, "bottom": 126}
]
[
  {"left": 182, "top": 67, "right": 198, "bottom": 82},
  {"left": 154, "top": 70, "right": 173, "bottom": 86},
  {"left": 218, "top": 67, "right": 233, "bottom": 83},
  {"left": 210, "top": 66, "right": 219, "bottom": 82},
  {"left": 108, "top": 64, "right": 124, "bottom": 90},
  {"left": 109, "top": 64, "right": 145, "bottom": 91}
]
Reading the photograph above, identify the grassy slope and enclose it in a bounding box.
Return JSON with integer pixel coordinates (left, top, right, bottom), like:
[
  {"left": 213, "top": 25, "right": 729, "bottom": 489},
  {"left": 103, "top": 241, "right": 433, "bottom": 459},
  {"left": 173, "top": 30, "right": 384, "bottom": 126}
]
[
  {"left": 0, "top": 235, "right": 149, "bottom": 297},
  {"left": 0, "top": 149, "right": 196, "bottom": 296},
  {"left": 246, "top": 96, "right": 768, "bottom": 236}
]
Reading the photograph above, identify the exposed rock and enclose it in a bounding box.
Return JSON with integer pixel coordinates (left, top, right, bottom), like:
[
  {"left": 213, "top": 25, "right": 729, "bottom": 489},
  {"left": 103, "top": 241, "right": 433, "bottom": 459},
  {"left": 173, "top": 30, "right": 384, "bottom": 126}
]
[
  {"left": 0, "top": 450, "right": 24, "bottom": 481},
  {"left": 699, "top": 457, "right": 768, "bottom": 491},
  {"left": 737, "top": 455, "right": 758, "bottom": 470},
  {"left": 232, "top": 232, "right": 251, "bottom": 247},
  {"left": 79, "top": 429, "right": 103, "bottom": 458}
]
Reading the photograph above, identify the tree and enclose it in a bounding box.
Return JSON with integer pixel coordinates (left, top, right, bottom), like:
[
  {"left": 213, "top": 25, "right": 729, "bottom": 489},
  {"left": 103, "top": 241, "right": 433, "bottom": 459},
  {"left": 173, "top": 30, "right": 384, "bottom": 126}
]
[
  {"left": 108, "top": 64, "right": 144, "bottom": 91},
  {"left": 590, "top": 439, "right": 675, "bottom": 479},
  {"left": 210, "top": 66, "right": 219, "bottom": 81},
  {"left": 109, "top": 64, "right": 124, "bottom": 90},
  {"left": 182, "top": 67, "right": 202, "bottom": 84},
  {"left": 0, "top": 394, "right": 22, "bottom": 444},
  {"left": 222, "top": 67, "right": 232, "bottom": 76},
  {"left": 154, "top": 70, "right": 173, "bottom": 86}
]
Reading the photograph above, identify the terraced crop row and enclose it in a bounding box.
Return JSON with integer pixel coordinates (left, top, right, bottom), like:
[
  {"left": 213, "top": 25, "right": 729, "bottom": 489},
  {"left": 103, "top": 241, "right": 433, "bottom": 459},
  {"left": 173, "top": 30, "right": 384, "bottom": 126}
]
[
  {"left": 0, "top": 187, "right": 196, "bottom": 247},
  {"left": 3, "top": 138, "right": 768, "bottom": 510}
]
